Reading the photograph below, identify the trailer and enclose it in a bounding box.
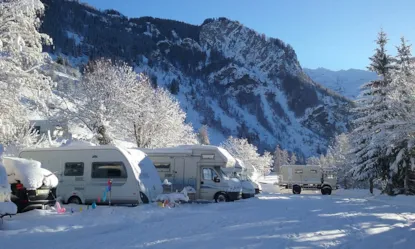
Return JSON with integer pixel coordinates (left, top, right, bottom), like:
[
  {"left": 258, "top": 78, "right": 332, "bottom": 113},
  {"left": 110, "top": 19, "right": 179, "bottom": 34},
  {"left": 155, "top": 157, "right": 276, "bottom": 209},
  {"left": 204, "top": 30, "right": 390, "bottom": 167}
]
[{"left": 278, "top": 165, "right": 338, "bottom": 195}]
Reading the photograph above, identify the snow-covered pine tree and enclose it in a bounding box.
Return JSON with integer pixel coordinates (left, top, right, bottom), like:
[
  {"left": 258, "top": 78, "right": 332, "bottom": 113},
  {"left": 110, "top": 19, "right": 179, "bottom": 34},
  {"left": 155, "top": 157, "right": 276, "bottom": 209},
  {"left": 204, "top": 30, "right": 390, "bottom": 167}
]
[
  {"left": 197, "top": 125, "right": 210, "bottom": 145},
  {"left": 349, "top": 29, "right": 394, "bottom": 194},
  {"left": 282, "top": 150, "right": 290, "bottom": 166},
  {"left": 289, "top": 152, "right": 297, "bottom": 165},
  {"left": 273, "top": 145, "right": 282, "bottom": 173},
  {"left": 376, "top": 37, "right": 415, "bottom": 195}
]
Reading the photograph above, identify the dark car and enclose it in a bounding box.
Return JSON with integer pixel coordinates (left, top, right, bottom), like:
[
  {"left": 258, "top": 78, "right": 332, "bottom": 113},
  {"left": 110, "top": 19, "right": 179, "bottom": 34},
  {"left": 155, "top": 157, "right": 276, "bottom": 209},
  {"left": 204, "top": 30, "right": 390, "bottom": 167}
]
[{"left": 10, "top": 182, "right": 56, "bottom": 213}]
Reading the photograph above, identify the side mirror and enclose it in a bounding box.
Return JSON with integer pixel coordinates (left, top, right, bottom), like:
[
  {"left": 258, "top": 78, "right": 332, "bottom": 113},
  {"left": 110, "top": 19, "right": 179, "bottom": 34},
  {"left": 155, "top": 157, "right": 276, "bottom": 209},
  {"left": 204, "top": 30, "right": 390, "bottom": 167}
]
[{"left": 213, "top": 177, "right": 220, "bottom": 183}]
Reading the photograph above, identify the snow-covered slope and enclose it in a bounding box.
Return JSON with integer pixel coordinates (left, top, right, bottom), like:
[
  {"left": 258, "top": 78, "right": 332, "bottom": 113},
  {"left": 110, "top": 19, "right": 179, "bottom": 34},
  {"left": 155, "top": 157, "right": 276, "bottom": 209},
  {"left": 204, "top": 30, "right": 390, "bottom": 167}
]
[
  {"left": 2, "top": 190, "right": 415, "bottom": 248},
  {"left": 304, "top": 68, "right": 379, "bottom": 99},
  {"left": 38, "top": 0, "right": 353, "bottom": 158}
]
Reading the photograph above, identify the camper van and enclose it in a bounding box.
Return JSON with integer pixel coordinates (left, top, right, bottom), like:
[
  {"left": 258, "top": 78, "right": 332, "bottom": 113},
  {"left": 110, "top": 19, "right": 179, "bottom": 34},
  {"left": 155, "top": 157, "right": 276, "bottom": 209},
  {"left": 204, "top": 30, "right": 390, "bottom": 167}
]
[
  {"left": 278, "top": 165, "right": 337, "bottom": 195},
  {"left": 19, "top": 145, "right": 163, "bottom": 205},
  {"left": 140, "top": 145, "right": 243, "bottom": 202},
  {"left": 222, "top": 159, "right": 256, "bottom": 199}
]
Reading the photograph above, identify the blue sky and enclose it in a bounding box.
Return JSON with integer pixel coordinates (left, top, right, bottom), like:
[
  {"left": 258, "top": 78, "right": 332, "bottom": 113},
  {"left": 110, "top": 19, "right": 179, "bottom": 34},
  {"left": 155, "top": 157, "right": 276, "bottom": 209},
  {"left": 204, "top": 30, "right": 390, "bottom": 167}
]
[{"left": 82, "top": 0, "right": 415, "bottom": 71}]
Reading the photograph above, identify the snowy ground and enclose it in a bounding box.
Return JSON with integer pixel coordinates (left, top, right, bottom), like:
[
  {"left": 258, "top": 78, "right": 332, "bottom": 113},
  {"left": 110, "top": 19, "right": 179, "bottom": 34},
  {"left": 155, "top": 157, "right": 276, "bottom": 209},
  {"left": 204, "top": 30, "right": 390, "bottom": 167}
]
[{"left": 1, "top": 189, "right": 415, "bottom": 249}]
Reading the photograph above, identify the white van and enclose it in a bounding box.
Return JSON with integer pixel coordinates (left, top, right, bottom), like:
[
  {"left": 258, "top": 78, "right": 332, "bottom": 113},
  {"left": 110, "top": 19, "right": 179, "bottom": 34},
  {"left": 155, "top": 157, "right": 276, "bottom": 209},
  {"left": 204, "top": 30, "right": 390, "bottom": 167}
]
[
  {"left": 223, "top": 159, "right": 256, "bottom": 198},
  {"left": 19, "top": 145, "right": 163, "bottom": 205},
  {"left": 278, "top": 165, "right": 338, "bottom": 195},
  {"left": 140, "top": 145, "right": 243, "bottom": 202}
]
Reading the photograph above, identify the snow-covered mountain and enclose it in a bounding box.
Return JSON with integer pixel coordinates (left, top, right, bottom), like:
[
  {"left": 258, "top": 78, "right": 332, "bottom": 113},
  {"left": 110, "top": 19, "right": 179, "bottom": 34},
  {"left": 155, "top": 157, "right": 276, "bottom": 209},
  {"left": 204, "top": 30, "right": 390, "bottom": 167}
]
[
  {"left": 38, "top": 0, "right": 353, "bottom": 158},
  {"left": 304, "top": 68, "right": 379, "bottom": 99}
]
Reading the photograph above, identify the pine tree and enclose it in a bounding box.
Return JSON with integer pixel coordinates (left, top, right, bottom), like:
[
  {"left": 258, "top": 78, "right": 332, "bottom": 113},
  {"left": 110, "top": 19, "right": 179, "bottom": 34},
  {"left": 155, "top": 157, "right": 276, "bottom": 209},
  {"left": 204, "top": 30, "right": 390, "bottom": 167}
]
[
  {"left": 198, "top": 125, "right": 210, "bottom": 145},
  {"left": 376, "top": 37, "right": 415, "bottom": 195},
  {"left": 273, "top": 145, "right": 282, "bottom": 173},
  {"left": 280, "top": 150, "right": 289, "bottom": 166},
  {"left": 349, "top": 29, "right": 395, "bottom": 194},
  {"left": 289, "top": 152, "right": 297, "bottom": 165}
]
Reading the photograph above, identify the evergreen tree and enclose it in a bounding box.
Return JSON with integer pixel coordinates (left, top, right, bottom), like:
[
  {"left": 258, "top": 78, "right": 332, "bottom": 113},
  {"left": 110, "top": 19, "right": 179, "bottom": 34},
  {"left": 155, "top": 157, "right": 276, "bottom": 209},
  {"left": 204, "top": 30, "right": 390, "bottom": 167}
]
[
  {"left": 280, "top": 150, "right": 289, "bottom": 166},
  {"left": 349, "top": 29, "right": 395, "bottom": 194},
  {"left": 375, "top": 37, "right": 415, "bottom": 194},
  {"left": 289, "top": 152, "right": 297, "bottom": 165},
  {"left": 273, "top": 145, "right": 282, "bottom": 173},
  {"left": 197, "top": 125, "right": 210, "bottom": 145},
  {"left": 169, "top": 79, "right": 180, "bottom": 95}
]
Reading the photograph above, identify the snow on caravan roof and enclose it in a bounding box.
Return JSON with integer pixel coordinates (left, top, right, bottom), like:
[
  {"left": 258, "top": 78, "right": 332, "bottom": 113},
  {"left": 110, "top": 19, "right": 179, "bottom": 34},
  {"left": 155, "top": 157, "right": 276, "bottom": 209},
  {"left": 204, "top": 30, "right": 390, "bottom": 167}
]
[
  {"left": 176, "top": 145, "right": 236, "bottom": 167},
  {"left": 139, "top": 147, "right": 193, "bottom": 155},
  {"left": 142, "top": 145, "right": 236, "bottom": 167},
  {"left": 235, "top": 158, "right": 245, "bottom": 170}
]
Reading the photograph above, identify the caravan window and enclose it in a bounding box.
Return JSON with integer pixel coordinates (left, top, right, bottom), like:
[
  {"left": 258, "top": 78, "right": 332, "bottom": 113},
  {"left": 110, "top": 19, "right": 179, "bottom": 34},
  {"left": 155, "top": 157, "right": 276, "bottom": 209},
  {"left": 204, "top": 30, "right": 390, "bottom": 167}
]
[
  {"left": 154, "top": 163, "right": 170, "bottom": 172},
  {"left": 295, "top": 169, "right": 303, "bottom": 174},
  {"left": 64, "top": 162, "right": 84, "bottom": 176},
  {"left": 91, "top": 162, "right": 127, "bottom": 179}
]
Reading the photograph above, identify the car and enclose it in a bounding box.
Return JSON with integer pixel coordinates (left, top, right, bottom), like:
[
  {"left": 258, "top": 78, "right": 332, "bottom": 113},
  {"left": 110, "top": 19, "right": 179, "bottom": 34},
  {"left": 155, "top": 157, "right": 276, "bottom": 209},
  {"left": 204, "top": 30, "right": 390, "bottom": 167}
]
[{"left": 9, "top": 182, "right": 56, "bottom": 213}]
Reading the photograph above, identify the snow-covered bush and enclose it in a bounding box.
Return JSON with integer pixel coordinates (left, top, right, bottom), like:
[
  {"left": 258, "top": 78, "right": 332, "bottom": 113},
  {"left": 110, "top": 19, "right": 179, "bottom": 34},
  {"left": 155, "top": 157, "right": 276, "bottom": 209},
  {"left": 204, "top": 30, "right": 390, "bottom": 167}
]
[
  {"left": 0, "top": 0, "right": 54, "bottom": 149},
  {"left": 133, "top": 87, "right": 198, "bottom": 148},
  {"left": 58, "top": 58, "right": 197, "bottom": 147},
  {"left": 220, "top": 136, "right": 272, "bottom": 179}
]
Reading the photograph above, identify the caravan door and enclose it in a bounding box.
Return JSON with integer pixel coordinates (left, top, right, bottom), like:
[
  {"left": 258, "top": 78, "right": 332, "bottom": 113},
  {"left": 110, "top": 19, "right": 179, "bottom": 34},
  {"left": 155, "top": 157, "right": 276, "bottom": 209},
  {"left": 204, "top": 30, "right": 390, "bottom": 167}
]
[
  {"left": 173, "top": 157, "right": 185, "bottom": 192},
  {"left": 60, "top": 162, "right": 86, "bottom": 203},
  {"left": 200, "top": 167, "right": 219, "bottom": 200}
]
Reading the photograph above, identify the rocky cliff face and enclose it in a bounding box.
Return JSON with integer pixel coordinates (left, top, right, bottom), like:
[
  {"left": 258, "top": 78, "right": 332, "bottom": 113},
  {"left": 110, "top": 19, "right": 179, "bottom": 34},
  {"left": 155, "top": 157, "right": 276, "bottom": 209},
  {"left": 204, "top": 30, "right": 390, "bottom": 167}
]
[{"left": 39, "top": 0, "right": 352, "bottom": 158}]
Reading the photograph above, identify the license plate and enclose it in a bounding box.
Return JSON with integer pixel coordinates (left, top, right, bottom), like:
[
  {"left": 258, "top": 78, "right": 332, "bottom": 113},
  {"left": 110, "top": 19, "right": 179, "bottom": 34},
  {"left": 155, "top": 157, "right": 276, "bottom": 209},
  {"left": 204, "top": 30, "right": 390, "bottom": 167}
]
[{"left": 36, "top": 189, "right": 49, "bottom": 195}]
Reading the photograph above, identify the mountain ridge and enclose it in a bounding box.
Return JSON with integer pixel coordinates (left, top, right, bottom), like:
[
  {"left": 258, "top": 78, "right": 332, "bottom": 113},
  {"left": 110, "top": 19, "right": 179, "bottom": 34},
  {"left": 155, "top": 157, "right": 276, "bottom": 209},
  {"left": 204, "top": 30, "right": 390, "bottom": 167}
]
[{"left": 39, "top": 0, "right": 352, "bottom": 158}]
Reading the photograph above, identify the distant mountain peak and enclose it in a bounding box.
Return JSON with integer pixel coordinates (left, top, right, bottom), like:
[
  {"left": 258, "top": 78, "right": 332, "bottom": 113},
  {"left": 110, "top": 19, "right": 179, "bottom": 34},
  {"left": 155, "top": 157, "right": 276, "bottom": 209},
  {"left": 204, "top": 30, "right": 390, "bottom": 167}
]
[{"left": 304, "top": 68, "right": 379, "bottom": 99}]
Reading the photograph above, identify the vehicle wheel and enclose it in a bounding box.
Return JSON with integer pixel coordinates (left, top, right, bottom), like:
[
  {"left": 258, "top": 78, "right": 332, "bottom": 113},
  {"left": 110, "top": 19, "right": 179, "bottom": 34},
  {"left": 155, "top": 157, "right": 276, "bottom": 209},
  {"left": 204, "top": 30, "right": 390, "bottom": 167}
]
[
  {"left": 67, "top": 196, "right": 82, "bottom": 205},
  {"left": 292, "top": 185, "right": 301, "bottom": 194},
  {"left": 140, "top": 192, "right": 149, "bottom": 204},
  {"left": 214, "top": 193, "right": 228, "bottom": 203},
  {"left": 321, "top": 185, "right": 332, "bottom": 195}
]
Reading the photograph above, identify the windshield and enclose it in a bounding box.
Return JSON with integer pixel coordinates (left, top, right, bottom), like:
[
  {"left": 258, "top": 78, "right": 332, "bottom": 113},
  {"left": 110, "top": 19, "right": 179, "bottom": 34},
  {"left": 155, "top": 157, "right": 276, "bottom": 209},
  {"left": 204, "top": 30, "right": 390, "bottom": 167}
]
[{"left": 220, "top": 169, "right": 229, "bottom": 178}]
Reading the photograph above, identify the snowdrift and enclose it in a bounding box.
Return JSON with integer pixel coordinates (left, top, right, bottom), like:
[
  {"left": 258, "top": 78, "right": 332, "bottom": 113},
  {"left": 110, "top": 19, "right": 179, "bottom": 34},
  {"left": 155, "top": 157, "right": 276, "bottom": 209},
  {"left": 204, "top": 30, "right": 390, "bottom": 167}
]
[
  {"left": 0, "top": 160, "right": 17, "bottom": 216},
  {"left": 155, "top": 186, "right": 196, "bottom": 203},
  {"left": 3, "top": 157, "right": 58, "bottom": 190}
]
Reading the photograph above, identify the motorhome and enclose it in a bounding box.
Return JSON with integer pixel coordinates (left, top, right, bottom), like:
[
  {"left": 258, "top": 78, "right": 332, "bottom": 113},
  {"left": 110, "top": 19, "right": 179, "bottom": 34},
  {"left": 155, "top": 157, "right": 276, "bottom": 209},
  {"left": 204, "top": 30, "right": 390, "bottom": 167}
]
[
  {"left": 278, "top": 165, "right": 338, "bottom": 195},
  {"left": 19, "top": 145, "right": 163, "bottom": 205},
  {"left": 222, "top": 158, "right": 256, "bottom": 199},
  {"left": 140, "top": 145, "right": 243, "bottom": 202}
]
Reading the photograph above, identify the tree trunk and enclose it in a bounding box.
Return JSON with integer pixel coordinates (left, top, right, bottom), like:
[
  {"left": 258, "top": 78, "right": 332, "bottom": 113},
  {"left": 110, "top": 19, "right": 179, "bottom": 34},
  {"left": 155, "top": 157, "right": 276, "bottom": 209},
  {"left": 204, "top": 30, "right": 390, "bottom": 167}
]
[
  {"left": 134, "top": 123, "right": 140, "bottom": 147},
  {"left": 404, "top": 166, "right": 409, "bottom": 195},
  {"left": 369, "top": 178, "right": 374, "bottom": 194},
  {"left": 96, "top": 125, "right": 112, "bottom": 145}
]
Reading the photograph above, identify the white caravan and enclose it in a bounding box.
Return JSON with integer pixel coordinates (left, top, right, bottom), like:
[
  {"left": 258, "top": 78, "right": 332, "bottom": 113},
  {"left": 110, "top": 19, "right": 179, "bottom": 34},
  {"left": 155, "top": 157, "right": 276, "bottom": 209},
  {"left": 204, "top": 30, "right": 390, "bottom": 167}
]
[
  {"left": 140, "top": 145, "right": 243, "bottom": 202},
  {"left": 222, "top": 158, "right": 256, "bottom": 198},
  {"left": 19, "top": 145, "right": 163, "bottom": 205},
  {"left": 278, "top": 165, "right": 338, "bottom": 195}
]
